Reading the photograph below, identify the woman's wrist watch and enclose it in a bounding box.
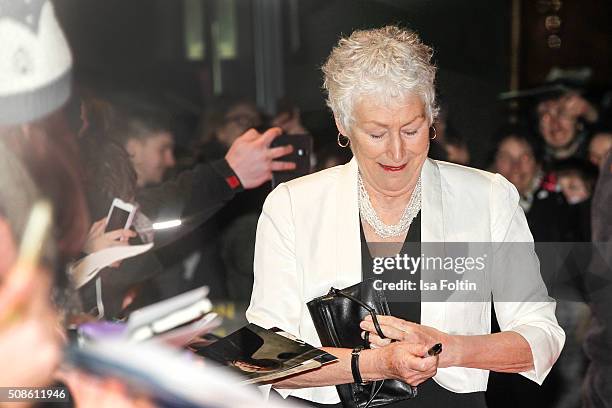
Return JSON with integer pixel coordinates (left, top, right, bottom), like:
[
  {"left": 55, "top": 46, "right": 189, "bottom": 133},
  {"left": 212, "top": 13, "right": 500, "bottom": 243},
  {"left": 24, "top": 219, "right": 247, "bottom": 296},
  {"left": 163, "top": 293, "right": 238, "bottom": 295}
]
[{"left": 351, "top": 346, "right": 370, "bottom": 385}]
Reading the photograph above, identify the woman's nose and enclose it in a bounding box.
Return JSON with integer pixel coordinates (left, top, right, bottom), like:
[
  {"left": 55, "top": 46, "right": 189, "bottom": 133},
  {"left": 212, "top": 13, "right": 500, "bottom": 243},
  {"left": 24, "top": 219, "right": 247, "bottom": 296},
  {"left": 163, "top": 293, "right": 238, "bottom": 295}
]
[{"left": 387, "top": 134, "right": 404, "bottom": 163}]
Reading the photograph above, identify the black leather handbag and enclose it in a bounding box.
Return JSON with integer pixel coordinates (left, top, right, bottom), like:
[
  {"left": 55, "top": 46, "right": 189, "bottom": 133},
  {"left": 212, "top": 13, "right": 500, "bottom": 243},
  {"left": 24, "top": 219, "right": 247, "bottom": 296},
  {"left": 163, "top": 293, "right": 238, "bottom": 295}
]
[{"left": 307, "top": 279, "right": 417, "bottom": 408}]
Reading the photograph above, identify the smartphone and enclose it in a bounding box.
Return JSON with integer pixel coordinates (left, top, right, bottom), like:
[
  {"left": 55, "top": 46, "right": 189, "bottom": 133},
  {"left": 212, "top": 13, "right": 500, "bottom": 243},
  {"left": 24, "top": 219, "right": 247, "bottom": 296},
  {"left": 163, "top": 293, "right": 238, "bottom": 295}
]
[
  {"left": 105, "top": 198, "right": 137, "bottom": 233},
  {"left": 271, "top": 133, "right": 313, "bottom": 188}
]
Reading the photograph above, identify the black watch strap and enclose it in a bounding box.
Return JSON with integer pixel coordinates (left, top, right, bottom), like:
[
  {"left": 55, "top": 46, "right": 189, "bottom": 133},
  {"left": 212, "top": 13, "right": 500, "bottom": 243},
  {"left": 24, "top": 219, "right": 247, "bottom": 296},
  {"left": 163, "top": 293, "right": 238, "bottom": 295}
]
[{"left": 351, "top": 346, "right": 368, "bottom": 385}]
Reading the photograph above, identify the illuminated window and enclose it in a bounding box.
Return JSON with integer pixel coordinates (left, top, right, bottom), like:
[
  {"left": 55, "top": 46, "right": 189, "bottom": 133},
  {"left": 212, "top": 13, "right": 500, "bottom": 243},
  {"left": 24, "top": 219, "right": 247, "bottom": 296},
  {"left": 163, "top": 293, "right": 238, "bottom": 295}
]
[
  {"left": 184, "top": 0, "right": 205, "bottom": 60},
  {"left": 215, "top": 0, "right": 237, "bottom": 59}
]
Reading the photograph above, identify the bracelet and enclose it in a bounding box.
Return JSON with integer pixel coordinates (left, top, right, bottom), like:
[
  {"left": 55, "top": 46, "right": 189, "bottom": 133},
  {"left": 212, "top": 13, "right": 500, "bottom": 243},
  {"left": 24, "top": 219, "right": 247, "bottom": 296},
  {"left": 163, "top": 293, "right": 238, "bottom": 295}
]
[{"left": 351, "top": 346, "right": 369, "bottom": 385}]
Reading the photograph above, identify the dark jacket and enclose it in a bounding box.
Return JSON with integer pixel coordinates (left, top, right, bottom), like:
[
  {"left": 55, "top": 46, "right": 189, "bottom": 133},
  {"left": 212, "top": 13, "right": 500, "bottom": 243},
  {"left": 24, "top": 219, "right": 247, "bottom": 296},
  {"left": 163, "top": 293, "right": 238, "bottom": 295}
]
[{"left": 81, "top": 159, "right": 242, "bottom": 318}]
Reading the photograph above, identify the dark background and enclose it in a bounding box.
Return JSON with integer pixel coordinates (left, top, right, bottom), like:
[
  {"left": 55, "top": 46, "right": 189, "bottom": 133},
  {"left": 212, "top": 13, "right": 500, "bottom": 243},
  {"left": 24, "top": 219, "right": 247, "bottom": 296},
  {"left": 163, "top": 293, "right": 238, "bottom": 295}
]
[{"left": 53, "top": 0, "right": 612, "bottom": 168}]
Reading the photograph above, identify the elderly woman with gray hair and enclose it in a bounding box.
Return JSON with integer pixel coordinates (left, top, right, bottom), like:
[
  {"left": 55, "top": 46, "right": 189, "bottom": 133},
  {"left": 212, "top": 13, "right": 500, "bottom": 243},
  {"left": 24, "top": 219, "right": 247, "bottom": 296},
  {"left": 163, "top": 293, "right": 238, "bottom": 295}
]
[{"left": 246, "top": 26, "right": 564, "bottom": 407}]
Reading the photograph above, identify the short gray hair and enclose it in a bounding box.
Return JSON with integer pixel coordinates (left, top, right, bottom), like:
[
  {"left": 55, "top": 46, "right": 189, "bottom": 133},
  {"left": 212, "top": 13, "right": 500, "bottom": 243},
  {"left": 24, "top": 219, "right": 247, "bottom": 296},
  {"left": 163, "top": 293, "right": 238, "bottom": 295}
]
[{"left": 322, "top": 26, "right": 438, "bottom": 131}]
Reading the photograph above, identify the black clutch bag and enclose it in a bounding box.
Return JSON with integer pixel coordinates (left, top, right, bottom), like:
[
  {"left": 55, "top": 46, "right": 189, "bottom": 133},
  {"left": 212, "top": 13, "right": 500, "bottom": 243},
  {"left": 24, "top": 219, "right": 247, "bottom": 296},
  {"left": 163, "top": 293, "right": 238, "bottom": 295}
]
[{"left": 307, "top": 279, "right": 417, "bottom": 408}]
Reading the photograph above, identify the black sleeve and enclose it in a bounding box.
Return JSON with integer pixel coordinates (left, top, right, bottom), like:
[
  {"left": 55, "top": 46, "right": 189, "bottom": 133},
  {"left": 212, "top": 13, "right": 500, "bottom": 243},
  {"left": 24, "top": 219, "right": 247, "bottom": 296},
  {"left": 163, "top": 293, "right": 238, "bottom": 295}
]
[{"left": 136, "top": 158, "right": 243, "bottom": 246}]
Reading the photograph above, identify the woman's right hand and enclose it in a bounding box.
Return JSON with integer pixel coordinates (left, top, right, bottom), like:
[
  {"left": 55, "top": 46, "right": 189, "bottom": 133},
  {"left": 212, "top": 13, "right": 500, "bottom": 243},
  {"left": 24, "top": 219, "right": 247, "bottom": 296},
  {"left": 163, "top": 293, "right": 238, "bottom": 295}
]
[
  {"left": 377, "top": 342, "right": 439, "bottom": 386},
  {"left": 83, "top": 218, "right": 136, "bottom": 255}
]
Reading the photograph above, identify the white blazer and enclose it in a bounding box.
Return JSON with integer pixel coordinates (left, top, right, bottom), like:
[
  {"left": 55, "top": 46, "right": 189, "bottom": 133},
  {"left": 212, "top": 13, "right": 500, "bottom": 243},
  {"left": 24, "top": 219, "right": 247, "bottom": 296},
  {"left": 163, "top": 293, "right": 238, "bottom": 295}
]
[{"left": 246, "top": 158, "right": 565, "bottom": 404}]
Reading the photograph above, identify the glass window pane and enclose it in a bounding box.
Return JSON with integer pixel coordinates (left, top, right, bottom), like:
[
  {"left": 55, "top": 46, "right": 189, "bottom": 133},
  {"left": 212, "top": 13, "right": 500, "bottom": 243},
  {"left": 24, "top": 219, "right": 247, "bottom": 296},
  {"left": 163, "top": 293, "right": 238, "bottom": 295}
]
[
  {"left": 215, "top": 0, "right": 237, "bottom": 59},
  {"left": 184, "top": 0, "right": 205, "bottom": 60}
]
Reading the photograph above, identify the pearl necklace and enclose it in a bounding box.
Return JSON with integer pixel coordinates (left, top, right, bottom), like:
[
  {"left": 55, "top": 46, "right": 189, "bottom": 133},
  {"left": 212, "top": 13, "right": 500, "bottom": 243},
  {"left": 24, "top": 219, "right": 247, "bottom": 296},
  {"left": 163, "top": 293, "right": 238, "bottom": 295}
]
[{"left": 357, "top": 171, "right": 422, "bottom": 239}]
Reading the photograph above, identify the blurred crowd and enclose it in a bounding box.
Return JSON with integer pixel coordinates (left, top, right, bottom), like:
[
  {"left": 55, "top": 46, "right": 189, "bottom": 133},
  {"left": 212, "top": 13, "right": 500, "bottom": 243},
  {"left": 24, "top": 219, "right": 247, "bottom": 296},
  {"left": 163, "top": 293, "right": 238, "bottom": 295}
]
[
  {"left": 69, "top": 85, "right": 612, "bottom": 318},
  {"left": 1, "top": 1, "right": 612, "bottom": 407},
  {"left": 67, "top": 84, "right": 611, "bottom": 408}
]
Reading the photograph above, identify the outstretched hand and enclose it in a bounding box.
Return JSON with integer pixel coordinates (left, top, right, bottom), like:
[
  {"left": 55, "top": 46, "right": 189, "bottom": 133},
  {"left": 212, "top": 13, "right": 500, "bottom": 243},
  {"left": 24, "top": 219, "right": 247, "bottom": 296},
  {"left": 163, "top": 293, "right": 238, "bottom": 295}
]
[{"left": 225, "top": 127, "right": 296, "bottom": 189}]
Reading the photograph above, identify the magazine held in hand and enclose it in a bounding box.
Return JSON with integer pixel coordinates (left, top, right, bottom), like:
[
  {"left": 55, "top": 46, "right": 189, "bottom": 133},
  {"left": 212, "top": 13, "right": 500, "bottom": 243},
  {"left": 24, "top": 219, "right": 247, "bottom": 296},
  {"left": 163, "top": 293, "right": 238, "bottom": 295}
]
[{"left": 192, "top": 323, "right": 337, "bottom": 384}]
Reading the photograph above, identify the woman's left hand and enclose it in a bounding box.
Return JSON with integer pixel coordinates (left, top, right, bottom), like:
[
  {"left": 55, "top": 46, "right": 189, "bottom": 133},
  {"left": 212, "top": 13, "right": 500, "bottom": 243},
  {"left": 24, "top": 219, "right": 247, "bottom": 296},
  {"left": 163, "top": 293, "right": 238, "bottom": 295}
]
[{"left": 360, "top": 315, "right": 455, "bottom": 368}]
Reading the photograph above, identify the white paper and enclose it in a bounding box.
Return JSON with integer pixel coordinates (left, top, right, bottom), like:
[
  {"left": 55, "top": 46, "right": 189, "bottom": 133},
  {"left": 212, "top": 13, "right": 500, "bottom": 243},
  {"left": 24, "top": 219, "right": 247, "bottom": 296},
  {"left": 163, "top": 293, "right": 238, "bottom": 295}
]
[
  {"left": 152, "top": 312, "right": 222, "bottom": 347},
  {"left": 69, "top": 243, "right": 154, "bottom": 289}
]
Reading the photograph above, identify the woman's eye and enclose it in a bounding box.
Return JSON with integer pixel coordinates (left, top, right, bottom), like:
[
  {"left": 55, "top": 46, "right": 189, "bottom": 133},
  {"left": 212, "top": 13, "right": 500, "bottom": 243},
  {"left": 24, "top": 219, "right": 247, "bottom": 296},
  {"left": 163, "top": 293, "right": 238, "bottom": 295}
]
[
  {"left": 402, "top": 130, "right": 418, "bottom": 136},
  {"left": 369, "top": 133, "right": 384, "bottom": 139}
]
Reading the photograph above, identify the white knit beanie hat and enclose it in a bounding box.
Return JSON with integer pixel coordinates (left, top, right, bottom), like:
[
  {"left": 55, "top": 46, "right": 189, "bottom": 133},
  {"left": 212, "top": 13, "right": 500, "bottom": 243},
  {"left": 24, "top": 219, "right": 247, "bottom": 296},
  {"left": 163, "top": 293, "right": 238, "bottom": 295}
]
[{"left": 0, "top": 0, "right": 72, "bottom": 125}]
